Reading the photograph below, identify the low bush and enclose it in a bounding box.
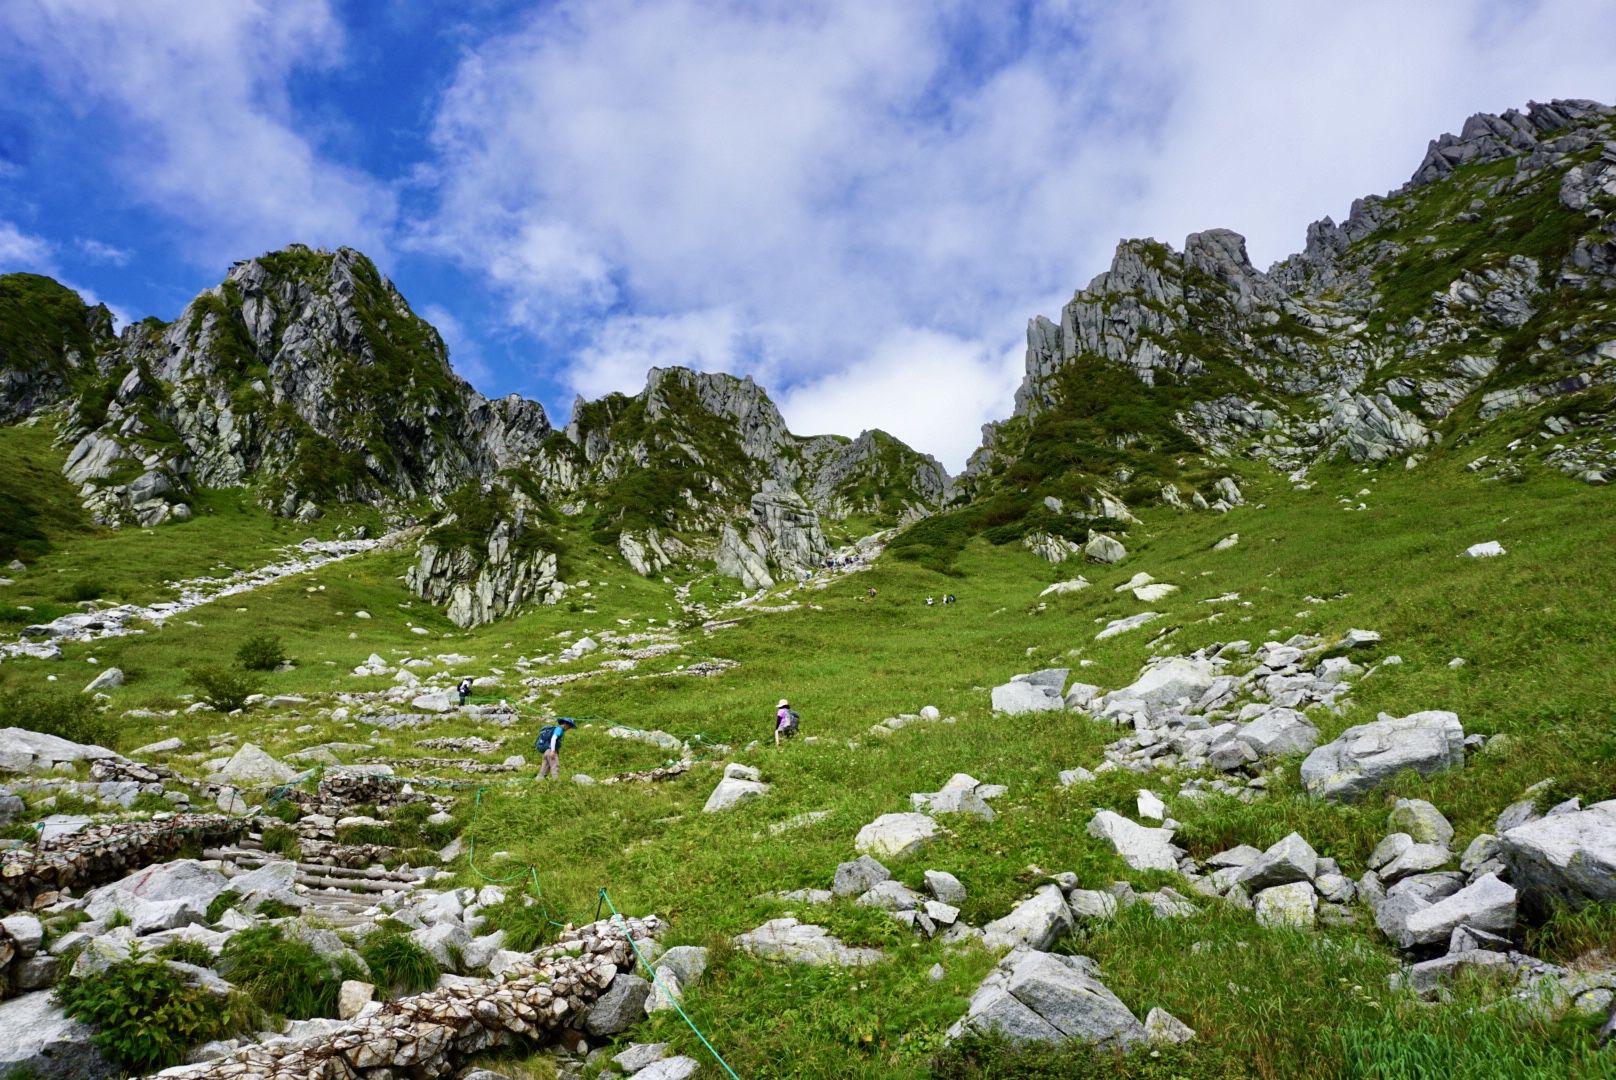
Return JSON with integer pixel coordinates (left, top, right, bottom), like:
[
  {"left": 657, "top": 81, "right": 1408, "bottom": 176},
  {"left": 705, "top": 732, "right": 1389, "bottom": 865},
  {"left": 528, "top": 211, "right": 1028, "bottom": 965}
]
[
  {"left": 205, "top": 889, "right": 241, "bottom": 923},
  {"left": 154, "top": 939, "right": 216, "bottom": 968},
  {"left": 55, "top": 958, "right": 241, "bottom": 1072},
  {"left": 187, "top": 666, "right": 262, "bottom": 712},
  {"left": 0, "top": 684, "right": 116, "bottom": 748},
  {"left": 252, "top": 897, "right": 300, "bottom": 920},
  {"left": 359, "top": 925, "right": 440, "bottom": 995},
  {"left": 235, "top": 633, "right": 287, "bottom": 672},
  {"left": 218, "top": 925, "right": 349, "bottom": 1020},
  {"left": 56, "top": 577, "right": 106, "bottom": 602},
  {"left": 260, "top": 824, "right": 300, "bottom": 858}
]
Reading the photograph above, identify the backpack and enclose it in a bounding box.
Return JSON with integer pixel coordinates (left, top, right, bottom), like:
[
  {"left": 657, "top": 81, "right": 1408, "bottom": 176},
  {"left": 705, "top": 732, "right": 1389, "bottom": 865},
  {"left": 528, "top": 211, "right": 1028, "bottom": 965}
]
[
  {"left": 535, "top": 725, "right": 558, "bottom": 752},
  {"left": 458, "top": 679, "right": 472, "bottom": 694},
  {"left": 781, "top": 709, "right": 800, "bottom": 737}
]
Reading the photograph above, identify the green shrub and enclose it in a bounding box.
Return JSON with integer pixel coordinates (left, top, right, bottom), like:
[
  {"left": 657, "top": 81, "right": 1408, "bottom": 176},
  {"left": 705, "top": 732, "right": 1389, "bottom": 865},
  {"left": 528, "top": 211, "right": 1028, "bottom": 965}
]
[
  {"left": 0, "top": 684, "right": 115, "bottom": 748},
  {"left": 235, "top": 633, "right": 286, "bottom": 672},
  {"left": 154, "top": 939, "right": 216, "bottom": 967},
  {"left": 57, "top": 578, "right": 106, "bottom": 603},
  {"left": 187, "top": 666, "right": 262, "bottom": 712},
  {"left": 359, "top": 925, "right": 440, "bottom": 995},
  {"left": 253, "top": 897, "right": 300, "bottom": 920},
  {"left": 105, "top": 908, "right": 132, "bottom": 930},
  {"left": 55, "top": 958, "right": 240, "bottom": 1072},
  {"left": 260, "top": 824, "right": 300, "bottom": 858},
  {"left": 219, "top": 925, "right": 342, "bottom": 1019},
  {"left": 205, "top": 890, "right": 241, "bottom": 923},
  {"left": 266, "top": 798, "right": 301, "bottom": 823}
]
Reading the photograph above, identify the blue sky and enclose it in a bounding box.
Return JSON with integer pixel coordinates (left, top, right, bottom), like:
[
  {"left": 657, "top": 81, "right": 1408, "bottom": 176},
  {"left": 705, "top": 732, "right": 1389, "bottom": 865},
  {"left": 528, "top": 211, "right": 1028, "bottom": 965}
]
[{"left": 2, "top": 1, "right": 1613, "bottom": 471}]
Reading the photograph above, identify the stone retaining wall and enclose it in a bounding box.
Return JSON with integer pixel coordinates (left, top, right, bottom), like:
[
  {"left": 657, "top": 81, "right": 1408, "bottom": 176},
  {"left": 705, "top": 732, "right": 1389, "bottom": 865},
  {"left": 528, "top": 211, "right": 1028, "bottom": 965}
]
[
  {"left": 145, "top": 915, "right": 662, "bottom": 1080},
  {"left": 0, "top": 814, "right": 246, "bottom": 914}
]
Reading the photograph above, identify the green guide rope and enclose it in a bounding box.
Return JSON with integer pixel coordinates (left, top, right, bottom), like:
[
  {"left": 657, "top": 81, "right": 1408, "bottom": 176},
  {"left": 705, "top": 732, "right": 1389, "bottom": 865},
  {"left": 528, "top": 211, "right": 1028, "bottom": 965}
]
[{"left": 601, "top": 887, "right": 743, "bottom": 1080}]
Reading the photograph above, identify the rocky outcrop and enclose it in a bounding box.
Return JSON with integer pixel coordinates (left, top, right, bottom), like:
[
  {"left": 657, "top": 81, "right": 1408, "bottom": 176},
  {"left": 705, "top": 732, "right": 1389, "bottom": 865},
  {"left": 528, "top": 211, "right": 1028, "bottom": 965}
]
[
  {"left": 713, "top": 484, "right": 829, "bottom": 590},
  {"left": 48, "top": 247, "right": 554, "bottom": 527},
  {"left": 0, "top": 273, "right": 116, "bottom": 426},
  {"left": 964, "top": 98, "right": 1616, "bottom": 511},
  {"left": 407, "top": 525, "right": 563, "bottom": 628}
]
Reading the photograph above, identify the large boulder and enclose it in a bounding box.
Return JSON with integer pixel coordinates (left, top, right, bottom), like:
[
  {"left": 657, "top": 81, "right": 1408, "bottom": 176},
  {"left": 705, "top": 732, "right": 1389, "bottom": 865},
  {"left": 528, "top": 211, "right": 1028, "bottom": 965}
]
[
  {"left": 988, "top": 679, "right": 1066, "bottom": 711},
  {"left": 1499, "top": 801, "right": 1616, "bottom": 916},
  {"left": 855, "top": 813, "right": 938, "bottom": 859},
  {"left": 1388, "top": 799, "right": 1455, "bottom": 848},
  {"left": 585, "top": 974, "right": 652, "bottom": 1036},
  {"left": 1087, "top": 810, "right": 1179, "bottom": 872},
  {"left": 947, "top": 947, "right": 1145, "bottom": 1048},
  {"left": 1084, "top": 534, "right": 1127, "bottom": 564},
  {"left": 1253, "top": 882, "right": 1318, "bottom": 929},
  {"left": 0, "top": 990, "right": 114, "bottom": 1079},
  {"left": 832, "top": 856, "right": 891, "bottom": 897},
  {"left": 214, "top": 743, "right": 297, "bottom": 785},
  {"left": 702, "top": 776, "right": 770, "bottom": 813},
  {"left": 982, "top": 885, "right": 1073, "bottom": 951},
  {"left": 1237, "top": 833, "right": 1318, "bottom": 891},
  {"left": 1234, "top": 709, "right": 1321, "bottom": 757},
  {"left": 0, "top": 727, "right": 122, "bottom": 774},
  {"left": 1299, "top": 711, "right": 1465, "bottom": 801},
  {"left": 82, "top": 667, "right": 124, "bottom": 693},
  {"left": 1110, "top": 658, "right": 1215, "bottom": 709},
  {"left": 1400, "top": 873, "right": 1517, "bottom": 947}
]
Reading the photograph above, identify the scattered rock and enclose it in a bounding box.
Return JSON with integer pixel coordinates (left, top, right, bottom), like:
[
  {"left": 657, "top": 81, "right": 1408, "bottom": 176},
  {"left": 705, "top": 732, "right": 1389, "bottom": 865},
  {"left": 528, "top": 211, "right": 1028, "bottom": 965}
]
[
  {"left": 1254, "top": 882, "right": 1318, "bottom": 928},
  {"left": 214, "top": 743, "right": 296, "bottom": 785},
  {"left": 703, "top": 776, "right": 771, "bottom": 813},
  {"left": 1500, "top": 800, "right": 1616, "bottom": 915},
  {"left": 733, "top": 918, "right": 883, "bottom": 966},
  {"left": 82, "top": 667, "right": 123, "bottom": 693},
  {"left": 983, "top": 885, "right": 1073, "bottom": 951},
  {"left": 1087, "top": 810, "right": 1180, "bottom": 872},
  {"left": 854, "top": 813, "right": 937, "bottom": 859},
  {"left": 1388, "top": 799, "right": 1455, "bottom": 848},
  {"left": 947, "top": 947, "right": 1145, "bottom": 1048},
  {"left": 1144, "top": 1006, "right": 1197, "bottom": 1044},
  {"left": 1300, "top": 711, "right": 1465, "bottom": 801},
  {"left": 1237, "top": 834, "right": 1319, "bottom": 891}
]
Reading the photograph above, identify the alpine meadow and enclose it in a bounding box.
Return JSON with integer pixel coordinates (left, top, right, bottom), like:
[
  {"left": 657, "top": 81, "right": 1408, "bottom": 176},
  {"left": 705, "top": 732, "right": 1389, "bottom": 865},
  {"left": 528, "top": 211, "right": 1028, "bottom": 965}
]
[{"left": 1, "top": 90, "right": 1615, "bottom": 1080}]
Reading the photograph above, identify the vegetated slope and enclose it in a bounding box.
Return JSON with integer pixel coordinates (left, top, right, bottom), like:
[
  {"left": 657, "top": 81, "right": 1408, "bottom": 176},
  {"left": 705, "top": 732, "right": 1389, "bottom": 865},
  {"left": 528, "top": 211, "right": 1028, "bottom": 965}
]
[
  {"left": 1, "top": 98, "right": 1614, "bottom": 1080},
  {"left": 2, "top": 427, "right": 1611, "bottom": 1078},
  {"left": 919, "top": 98, "right": 1616, "bottom": 574},
  {"left": 0, "top": 272, "right": 116, "bottom": 425},
  {"left": 0, "top": 251, "right": 950, "bottom": 618}
]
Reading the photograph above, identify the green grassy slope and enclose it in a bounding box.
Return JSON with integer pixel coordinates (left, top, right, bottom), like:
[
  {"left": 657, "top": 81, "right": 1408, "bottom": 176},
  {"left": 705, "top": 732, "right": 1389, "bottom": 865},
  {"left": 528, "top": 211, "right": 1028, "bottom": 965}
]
[{"left": 1, "top": 395, "right": 1612, "bottom": 1078}]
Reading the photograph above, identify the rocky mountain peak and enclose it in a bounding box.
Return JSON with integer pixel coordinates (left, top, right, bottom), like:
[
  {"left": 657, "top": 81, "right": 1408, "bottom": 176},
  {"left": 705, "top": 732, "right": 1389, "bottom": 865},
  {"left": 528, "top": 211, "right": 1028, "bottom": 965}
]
[{"left": 957, "top": 96, "right": 1616, "bottom": 559}]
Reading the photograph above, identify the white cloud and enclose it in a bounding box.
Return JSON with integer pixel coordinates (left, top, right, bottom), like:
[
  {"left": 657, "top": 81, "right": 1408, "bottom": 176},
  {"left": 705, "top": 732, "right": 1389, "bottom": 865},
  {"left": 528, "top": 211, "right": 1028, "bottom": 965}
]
[
  {"left": 75, "top": 238, "right": 132, "bottom": 266},
  {"left": 777, "top": 330, "right": 1026, "bottom": 470},
  {"left": 0, "top": 0, "right": 394, "bottom": 265},
  {"left": 568, "top": 309, "right": 746, "bottom": 402},
  {"left": 0, "top": 220, "right": 51, "bottom": 270}
]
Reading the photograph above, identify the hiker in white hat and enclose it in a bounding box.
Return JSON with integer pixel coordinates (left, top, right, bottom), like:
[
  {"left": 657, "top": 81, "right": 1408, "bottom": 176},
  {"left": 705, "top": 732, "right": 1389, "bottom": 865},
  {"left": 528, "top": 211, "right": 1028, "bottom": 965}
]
[{"left": 775, "top": 698, "right": 799, "bottom": 747}]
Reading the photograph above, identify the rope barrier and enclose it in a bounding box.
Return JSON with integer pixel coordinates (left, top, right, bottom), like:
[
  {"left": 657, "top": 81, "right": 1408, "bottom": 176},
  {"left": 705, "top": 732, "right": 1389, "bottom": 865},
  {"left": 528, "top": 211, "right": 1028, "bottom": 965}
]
[{"left": 601, "top": 887, "right": 743, "bottom": 1080}]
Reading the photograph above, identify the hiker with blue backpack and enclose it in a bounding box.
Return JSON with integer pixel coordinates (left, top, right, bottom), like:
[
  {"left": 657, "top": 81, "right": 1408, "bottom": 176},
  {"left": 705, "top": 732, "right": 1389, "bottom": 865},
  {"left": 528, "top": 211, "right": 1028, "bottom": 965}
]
[{"left": 536, "top": 717, "right": 577, "bottom": 779}]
